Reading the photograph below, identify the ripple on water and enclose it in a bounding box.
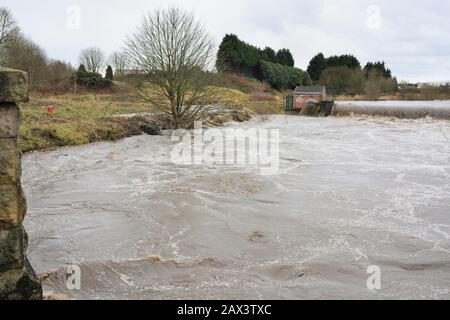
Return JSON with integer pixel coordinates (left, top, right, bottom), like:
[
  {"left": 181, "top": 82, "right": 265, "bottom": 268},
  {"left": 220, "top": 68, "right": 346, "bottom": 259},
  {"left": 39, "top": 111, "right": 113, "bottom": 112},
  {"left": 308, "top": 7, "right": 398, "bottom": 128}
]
[{"left": 23, "top": 115, "right": 450, "bottom": 299}]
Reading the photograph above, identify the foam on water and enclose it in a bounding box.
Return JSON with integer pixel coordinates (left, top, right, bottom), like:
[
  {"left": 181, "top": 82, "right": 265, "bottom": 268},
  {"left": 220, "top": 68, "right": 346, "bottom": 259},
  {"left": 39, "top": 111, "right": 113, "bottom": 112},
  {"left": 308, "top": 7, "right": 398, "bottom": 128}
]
[{"left": 335, "top": 100, "right": 450, "bottom": 119}]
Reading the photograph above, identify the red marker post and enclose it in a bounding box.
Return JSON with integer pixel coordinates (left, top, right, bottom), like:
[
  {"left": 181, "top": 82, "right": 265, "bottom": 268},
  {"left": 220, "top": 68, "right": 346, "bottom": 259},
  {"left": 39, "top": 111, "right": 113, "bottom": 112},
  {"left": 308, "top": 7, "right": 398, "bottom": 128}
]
[{"left": 47, "top": 105, "right": 55, "bottom": 114}]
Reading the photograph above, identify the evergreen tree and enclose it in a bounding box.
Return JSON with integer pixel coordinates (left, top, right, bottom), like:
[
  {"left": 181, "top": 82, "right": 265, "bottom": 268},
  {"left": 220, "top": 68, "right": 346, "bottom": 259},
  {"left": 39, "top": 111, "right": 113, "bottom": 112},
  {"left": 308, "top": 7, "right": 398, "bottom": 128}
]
[
  {"left": 276, "top": 49, "right": 295, "bottom": 67},
  {"left": 364, "top": 61, "right": 392, "bottom": 78},
  {"left": 326, "top": 54, "right": 361, "bottom": 70},
  {"left": 105, "top": 65, "right": 114, "bottom": 80},
  {"left": 75, "top": 63, "right": 112, "bottom": 89},
  {"left": 261, "top": 47, "right": 277, "bottom": 63},
  {"left": 216, "top": 34, "right": 241, "bottom": 72},
  {"left": 259, "top": 60, "right": 310, "bottom": 89},
  {"left": 307, "top": 53, "right": 327, "bottom": 82},
  {"left": 216, "top": 34, "right": 307, "bottom": 88},
  {"left": 77, "top": 64, "right": 87, "bottom": 74},
  {"left": 217, "top": 34, "right": 270, "bottom": 75}
]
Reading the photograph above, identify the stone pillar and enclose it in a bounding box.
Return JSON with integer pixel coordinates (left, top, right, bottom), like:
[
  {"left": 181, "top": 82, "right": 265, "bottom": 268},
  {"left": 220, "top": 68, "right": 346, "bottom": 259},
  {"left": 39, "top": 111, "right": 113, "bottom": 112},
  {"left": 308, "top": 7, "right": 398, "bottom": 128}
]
[{"left": 0, "top": 67, "right": 42, "bottom": 300}]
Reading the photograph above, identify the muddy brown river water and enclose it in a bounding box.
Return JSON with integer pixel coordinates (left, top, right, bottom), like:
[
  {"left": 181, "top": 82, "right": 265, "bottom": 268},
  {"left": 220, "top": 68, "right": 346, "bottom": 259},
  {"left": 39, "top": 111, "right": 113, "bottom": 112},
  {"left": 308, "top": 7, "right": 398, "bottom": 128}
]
[{"left": 23, "top": 113, "right": 450, "bottom": 300}]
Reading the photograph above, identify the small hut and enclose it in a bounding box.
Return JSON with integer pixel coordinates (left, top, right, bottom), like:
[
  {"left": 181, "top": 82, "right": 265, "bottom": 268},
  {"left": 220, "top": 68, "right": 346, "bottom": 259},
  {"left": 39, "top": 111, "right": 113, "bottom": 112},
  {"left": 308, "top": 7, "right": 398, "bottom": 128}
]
[{"left": 285, "top": 86, "right": 335, "bottom": 116}]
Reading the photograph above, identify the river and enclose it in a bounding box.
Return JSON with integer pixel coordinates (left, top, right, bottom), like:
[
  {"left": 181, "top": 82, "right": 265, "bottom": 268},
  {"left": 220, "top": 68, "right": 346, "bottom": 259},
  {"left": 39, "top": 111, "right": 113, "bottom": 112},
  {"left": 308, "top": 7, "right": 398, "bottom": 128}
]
[{"left": 23, "top": 112, "right": 450, "bottom": 300}]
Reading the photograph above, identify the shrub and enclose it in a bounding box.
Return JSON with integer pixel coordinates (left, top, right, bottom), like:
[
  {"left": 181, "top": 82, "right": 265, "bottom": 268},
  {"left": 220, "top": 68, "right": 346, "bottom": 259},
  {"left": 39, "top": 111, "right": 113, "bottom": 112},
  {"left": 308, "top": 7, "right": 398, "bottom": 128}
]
[
  {"left": 258, "top": 60, "right": 310, "bottom": 89},
  {"left": 216, "top": 34, "right": 296, "bottom": 78},
  {"left": 319, "top": 66, "right": 364, "bottom": 95},
  {"left": 364, "top": 71, "right": 398, "bottom": 100},
  {"left": 75, "top": 66, "right": 112, "bottom": 89},
  {"left": 249, "top": 92, "right": 276, "bottom": 102},
  {"left": 105, "top": 65, "right": 114, "bottom": 81},
  {"left": 276, "top": 49, "right": 295, "bottom": 67},
  {"left": 229, "top": 75, "right": 269, "bottom": 93}
]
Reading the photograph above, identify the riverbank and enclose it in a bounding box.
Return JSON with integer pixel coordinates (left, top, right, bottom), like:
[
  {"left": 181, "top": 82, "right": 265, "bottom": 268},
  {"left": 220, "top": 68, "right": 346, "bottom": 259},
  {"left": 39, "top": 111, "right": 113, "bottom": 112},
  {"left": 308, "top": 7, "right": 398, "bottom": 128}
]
[
  {"left": 20, "top": 92, "right": 151, "bottom": 152},
  {"left": 19, "top": 83, "right": 273, "bottom": 153}
]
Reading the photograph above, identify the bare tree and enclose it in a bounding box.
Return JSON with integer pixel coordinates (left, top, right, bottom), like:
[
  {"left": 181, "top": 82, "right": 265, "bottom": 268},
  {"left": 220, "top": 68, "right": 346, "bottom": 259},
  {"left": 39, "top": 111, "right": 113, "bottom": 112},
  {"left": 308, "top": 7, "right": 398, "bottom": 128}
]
[
  {"left": 124, "top": 7, "right": 217, "bottom": 129},
  {"left": 79, "top": 47, "right": 105, "bottom": 73},
  {"left": 109, "top": 51, "right": 129, "bottom": 77},
  {"left": 3, "top": 35, "right": 48, "bottom": 87},
  {"left": 0, "top": 7, "right": 20, "bottom": 61},
  {"left": 47, "top": 60, "right": 74, "bottom": 82}
]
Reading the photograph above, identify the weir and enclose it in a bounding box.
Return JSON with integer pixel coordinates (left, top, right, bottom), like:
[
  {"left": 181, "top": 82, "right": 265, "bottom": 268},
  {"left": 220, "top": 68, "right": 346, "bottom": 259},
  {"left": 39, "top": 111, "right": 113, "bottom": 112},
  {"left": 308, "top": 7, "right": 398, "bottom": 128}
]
[
  {"left": 0, "top": 67, "right": 42, "bottom": 300},
  {"left": 334, "top": 101, "right": 450, "bottom": 119}
]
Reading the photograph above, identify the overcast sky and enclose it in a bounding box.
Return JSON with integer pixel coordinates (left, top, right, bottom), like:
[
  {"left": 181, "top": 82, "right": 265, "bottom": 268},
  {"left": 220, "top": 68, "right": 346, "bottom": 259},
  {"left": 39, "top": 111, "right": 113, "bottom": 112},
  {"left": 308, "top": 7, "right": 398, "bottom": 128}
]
[{"left": 3, "top": 0, "right": 449, "bottom": 82}]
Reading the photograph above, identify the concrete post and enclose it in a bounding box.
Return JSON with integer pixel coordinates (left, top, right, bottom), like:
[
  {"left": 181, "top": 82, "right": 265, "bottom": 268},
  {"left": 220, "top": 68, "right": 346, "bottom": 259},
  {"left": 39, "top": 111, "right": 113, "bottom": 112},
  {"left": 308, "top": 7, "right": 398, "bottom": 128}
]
[{"left": 0, "top": 67, "right": 42, "bottom": 300}]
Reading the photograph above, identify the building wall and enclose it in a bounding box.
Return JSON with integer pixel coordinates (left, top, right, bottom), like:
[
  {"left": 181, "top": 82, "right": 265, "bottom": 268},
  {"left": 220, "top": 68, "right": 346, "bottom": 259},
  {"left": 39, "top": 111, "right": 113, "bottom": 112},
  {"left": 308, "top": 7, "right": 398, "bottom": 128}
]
[{"left": 293, "top": 94, "right": 324, "bottom": 109}]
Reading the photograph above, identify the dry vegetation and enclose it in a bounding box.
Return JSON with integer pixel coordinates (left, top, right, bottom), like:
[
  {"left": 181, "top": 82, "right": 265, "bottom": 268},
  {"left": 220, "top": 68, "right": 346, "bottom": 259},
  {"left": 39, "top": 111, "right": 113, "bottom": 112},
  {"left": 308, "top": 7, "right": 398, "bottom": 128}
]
[
  {"left": 19, "top": 74, "right": 284, "bottom": 153},
  {"left": 20, "top": 85, "right": 151, "bottom": 152}
]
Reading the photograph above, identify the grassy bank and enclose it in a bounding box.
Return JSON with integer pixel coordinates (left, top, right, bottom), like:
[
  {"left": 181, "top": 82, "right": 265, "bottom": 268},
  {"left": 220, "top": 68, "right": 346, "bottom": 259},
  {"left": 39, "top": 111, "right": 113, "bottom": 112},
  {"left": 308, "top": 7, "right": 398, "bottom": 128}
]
[
  {"left": 20, "top": 91, "right": 153, "bottom": 152},
  {"left": 212, "top": 87, "right": 285, "bottom": 114},
  {"left": 20, "top": 78, "right": 284, "bottom": 153}
]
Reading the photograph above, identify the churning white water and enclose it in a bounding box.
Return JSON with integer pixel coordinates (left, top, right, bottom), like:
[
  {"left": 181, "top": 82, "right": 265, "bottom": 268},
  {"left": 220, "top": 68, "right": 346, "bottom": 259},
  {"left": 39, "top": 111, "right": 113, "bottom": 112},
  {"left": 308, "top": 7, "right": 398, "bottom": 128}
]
[
  {"left": 23, "top": 113, "right": 450, "bottom": 300},
  {"left": 335, "top": 100, "right": 450, "bottom": 119}
]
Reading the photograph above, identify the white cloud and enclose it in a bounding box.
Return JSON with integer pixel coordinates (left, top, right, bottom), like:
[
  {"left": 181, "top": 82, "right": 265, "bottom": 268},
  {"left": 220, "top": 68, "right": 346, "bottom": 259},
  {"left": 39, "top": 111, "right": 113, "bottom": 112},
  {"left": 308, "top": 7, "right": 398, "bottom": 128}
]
[{"left": 2, "top": 0, "right": 450, "bottom": 82}]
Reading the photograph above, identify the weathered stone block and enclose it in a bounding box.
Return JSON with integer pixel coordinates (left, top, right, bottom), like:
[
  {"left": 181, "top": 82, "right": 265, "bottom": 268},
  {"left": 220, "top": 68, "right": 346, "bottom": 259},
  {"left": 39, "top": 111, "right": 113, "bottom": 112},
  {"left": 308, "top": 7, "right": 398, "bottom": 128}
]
[
  {"left": 0, "top": 103, "right": 20, "bottom": 138},
  {"left": 0, "top": 67, "right": 28, "bottom": 103},
  {"left": 0, "top": 66, "right": 41, "bottom": 300},
  {"left": 0, "top": 258, "right": 42, "bottom": 300},
  {"left": 0, "top": 138, "right": 21, "bottom": 184},
  {"left": 0, "top": 183, "right": 26, "bottom": 228},
  {"left": 0, "top": 227, "right": 24, "bottom": 272}
]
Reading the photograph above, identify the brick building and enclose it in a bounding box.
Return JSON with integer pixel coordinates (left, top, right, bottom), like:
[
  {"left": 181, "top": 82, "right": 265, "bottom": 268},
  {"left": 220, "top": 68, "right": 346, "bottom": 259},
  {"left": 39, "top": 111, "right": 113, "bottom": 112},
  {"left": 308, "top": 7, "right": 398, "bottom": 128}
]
[{"left": 293, "top": 86, "right": 327, "bottom": 110}]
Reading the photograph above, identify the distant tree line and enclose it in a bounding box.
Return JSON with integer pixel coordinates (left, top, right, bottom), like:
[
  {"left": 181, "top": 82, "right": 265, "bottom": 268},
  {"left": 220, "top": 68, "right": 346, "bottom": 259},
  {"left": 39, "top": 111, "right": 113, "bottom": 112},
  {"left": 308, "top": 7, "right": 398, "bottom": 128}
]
[
  {"left": 257, "top": 60, "right": 310, "bottom": 90},
  {"left": 216, "top": 34, "right": 310, "bottom": 89},
  {"left": 0, "top": 7, "right": 20, "bottom": 52},
  {"left": 307, "top": 53, "right": 361, "bottom": 82},
  {"left": 0, "top": 5, "right": 398, "bottom": 98},
  {"left": 75, "top": 47, "right": 116, "bottom": 89},
  {"left": 75, "top": 64, "right": 112, "bottom": 89},
  {"left": 0, "top": 6, "right": 121, "bottom": 91},
  {"left": 0, "top": 6, "right": 74, "bottom": 89},
  {"left": 364, "top": 61, "right": 392, "bottom": 79},
  {"left": 307, "top": 52, "right": 398, "bottom": 98}
]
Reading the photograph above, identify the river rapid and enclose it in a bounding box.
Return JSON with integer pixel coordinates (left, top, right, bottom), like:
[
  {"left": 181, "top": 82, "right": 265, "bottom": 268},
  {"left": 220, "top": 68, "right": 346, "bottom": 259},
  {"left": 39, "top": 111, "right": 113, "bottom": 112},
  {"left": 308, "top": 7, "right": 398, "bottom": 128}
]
[{"left": 23, "top": 112, "right": 450, "bottom": 300}]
